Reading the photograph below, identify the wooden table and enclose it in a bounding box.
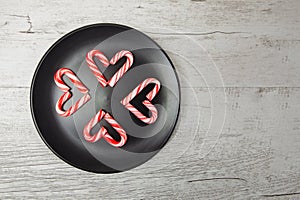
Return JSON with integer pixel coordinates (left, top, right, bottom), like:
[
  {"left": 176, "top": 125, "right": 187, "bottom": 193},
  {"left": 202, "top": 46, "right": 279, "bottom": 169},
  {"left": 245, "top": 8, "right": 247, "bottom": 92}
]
[{"left": 0, "top": 0, "right": 299, "bottom": 199}]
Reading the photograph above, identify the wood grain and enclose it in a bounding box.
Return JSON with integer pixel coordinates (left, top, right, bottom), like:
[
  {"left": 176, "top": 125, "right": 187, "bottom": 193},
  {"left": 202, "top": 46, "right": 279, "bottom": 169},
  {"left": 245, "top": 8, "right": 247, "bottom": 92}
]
[{"left": 0, "top": 0, "right": 299, "bottom": 199}]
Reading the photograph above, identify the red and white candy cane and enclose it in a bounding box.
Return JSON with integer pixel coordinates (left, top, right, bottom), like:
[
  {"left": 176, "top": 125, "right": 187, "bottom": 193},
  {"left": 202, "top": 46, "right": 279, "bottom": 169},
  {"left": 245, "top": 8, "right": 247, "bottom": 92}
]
[
  {"left": 86, "top": 50, "right": 134, "bottom": 87},
  {"left": 83, "top": 109, "right": 127, "bottom": 147},
  {"left": 121, "top": 78, "right": 161, "bottom": 124},
  {"left": 54, "top": 68, "right": 91, "bottom": 117}
]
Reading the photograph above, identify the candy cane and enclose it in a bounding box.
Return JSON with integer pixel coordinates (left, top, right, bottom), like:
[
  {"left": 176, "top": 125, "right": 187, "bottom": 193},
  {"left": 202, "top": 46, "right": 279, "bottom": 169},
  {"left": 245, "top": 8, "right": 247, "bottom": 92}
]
[
  {"left": 86, "top": 50, "right": 109, "bottom": 87},
  {"left": 108, "top": 50, "right": 134, "bottom": 87},
  {"left": 83, "top": 109, "right": 127, "bottom": 147},
  {"left": 86, "top": 50, "right": 133, "bottom": 87},
  {"left": 121, "top": 78, "right": 161, "bottom": 124},
  {"left": 54, "top": 68, "right": 91, "bottom": 117}
]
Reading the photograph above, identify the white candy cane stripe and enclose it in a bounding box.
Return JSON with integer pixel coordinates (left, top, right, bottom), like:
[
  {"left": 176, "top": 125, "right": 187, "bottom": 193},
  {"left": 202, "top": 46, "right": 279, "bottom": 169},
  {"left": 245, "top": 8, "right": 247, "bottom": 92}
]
[
  {"left": 86, "top": 50, "right": 133, "bottom": 87},
  {"left": 86, "top": 50, "right": 110, "bottom": 87},
  {"left": 83, "top": 110, "right": 127, "bottom": 147},
  {"left": 108, "top": 50, "right": 134, "bottom": 87},
  {"left": 54, "top": 68, "right": 91, "bottom": 117},
  {"left": 121, "top": 78, "right": 161, "bottom": 124}
]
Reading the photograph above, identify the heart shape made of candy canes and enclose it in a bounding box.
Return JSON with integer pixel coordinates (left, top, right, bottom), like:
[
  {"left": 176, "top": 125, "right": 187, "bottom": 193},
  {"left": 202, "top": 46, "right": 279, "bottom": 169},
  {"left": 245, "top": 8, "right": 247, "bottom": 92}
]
[
  {"left": 83, "top": 109, "right": 127, "bottom": 147},
  {"left": 121, "top": 78, "right": 161, "bottom": 124},
  {"left": 54, "top": 68, "right": 91, "bottom": 117},
  {"left": 86, "top": 50, "right": 134, "bottom": 87}
]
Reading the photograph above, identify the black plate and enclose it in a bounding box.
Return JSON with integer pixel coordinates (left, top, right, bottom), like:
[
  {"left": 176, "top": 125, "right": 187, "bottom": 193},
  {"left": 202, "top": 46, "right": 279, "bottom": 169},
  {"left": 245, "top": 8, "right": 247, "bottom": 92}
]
[{"left": 30, "top": 23, "right": 180, "bottom": 173}]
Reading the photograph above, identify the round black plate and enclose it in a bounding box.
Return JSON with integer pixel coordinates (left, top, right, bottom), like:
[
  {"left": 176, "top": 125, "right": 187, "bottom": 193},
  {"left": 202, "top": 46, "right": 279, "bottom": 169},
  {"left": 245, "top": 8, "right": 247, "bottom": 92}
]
[{"left": 31, "top": 23, "right": 180, "bottom": 173}]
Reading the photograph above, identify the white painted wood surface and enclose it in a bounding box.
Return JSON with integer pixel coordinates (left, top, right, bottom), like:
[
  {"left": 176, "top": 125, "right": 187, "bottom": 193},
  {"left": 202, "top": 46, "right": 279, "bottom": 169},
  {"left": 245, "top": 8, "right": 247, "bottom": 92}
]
[{"left": 0, "top": 0, "right": 300, "bottom": 199}]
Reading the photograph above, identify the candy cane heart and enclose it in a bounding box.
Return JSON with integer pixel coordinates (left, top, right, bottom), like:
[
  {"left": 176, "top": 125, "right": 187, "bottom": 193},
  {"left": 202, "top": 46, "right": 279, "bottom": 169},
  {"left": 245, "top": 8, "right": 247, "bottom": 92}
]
[
  {"left": 86, "top": 50, "right": 134, "bottom": 87},
  {"left": 121, "top": 78, "right": 161, "bottom": 124},
  {"left": 54, "top": 68, "right": 91, "bottom": 117},
  {"left": 83, "top": 110, "right": 127, "bottom": 147}
]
